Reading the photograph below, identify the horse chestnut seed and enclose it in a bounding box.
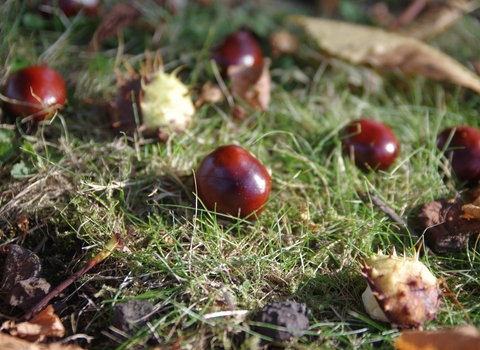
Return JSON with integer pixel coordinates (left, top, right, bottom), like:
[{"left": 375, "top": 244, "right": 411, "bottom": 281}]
[
  {"left": 195, "top": 145, "right": 271, "bottom": 219},
  {"left": 437, "top": 126, "right": 480, "bottom": 185},
  {"left": 3, "top": 65, "right": 67, "bottom": 122},
  {"left": 341, "top": 119, "right": 399, "bottom": 171},
  {"left": 42, "top": 0, "right": 100, "bottom": 17},
  {"left": 211, "top": 30, "right": 264, "bottom": 72}
]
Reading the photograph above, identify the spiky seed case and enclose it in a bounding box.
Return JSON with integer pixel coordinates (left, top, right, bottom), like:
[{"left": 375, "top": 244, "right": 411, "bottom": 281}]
[{"left": 360, "top": 251, "right": 440, "bottom": 329}]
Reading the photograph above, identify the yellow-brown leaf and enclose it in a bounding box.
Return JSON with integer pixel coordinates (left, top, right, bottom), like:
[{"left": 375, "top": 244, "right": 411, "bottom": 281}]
[{"left": 292, "top": 16, "right": 480, "bottom": 94}]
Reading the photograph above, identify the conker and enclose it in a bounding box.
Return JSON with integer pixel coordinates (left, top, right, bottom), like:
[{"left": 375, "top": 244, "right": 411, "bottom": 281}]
[
  {"left": 43, "top": 0, "right": 100, "bottom": 17},
  {"left": 195, "top": 145, "right": 271, "bottom": 219},
  {"left": 3, "top": 65, "right": 67, "bottom": 122},
  {"left": 211, "top": 30, "right": 264, "bottom": 72},
  {"left": 437, "top": 126, "right": 480, "bottom": 185},
  {"left": 341, "top": 119, "right": 399, "bottom": 171}
]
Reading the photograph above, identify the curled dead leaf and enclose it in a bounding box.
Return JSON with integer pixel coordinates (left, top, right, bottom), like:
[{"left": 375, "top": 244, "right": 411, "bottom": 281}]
[
  {"left": 195, "top": 82, "right": 224, "bottom": 108},
  {"left": 2, "top": 305, "right": 64, "bottom": 342},
  {"left": 229, "top": 58, "right": 271, "bottom": 111},
  {"left": 395, "top": 0, "right": 480, "bottom": 41},
  {"left": 292, "top": 16, "right": 480, "bottom": 94},
  {"left": 88, "top": 2, "right": 140, "bottom": 51},
  {"left": 395, "top": 326, "right": 480, "bottom": 350},
  {"left": 417, "top": 198, "right": 480, "bottom": 253},
  {"left": 0, "top": 332, "right": 85, "bottom": 350},
  {"left": 270, "top": 30, "right": 300, "bottom": 57},
  {"left": 461, "top": 203, "right": 480, "bottom": 219}
]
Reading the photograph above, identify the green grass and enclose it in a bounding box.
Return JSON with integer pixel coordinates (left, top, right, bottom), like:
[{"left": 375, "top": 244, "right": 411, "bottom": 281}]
[{"left": 1, "top": 0, "right": 480, "bottom": 349}]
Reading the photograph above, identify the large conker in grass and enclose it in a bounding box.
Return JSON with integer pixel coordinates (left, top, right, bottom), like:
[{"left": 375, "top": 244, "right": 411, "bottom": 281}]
[
  {"left": 195, "top": 145, "right": 271, "bottom": 219},
  {"left": 3, "top": 65, "right": 67, "bottom": 122},
  {"left": 211, "top": 30, "right": 264, "bottom": 73},
  {"left": 341, "top": 119, "right": 399, "bottom": 171},
  {"left": 437, "top": 126, "right": 480, "bottom": 185}
]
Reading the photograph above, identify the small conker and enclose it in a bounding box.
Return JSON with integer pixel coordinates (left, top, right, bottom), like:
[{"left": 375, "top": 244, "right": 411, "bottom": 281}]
[
  {"left": 195, "top": 145, "right": 271, "bottom": 219},
  {"left": 341, "top": 119, "right": 399, "bottom": 171},
  {"left": 437, "top": 126, "right": 480, "bottom": 185},
  {"left": 211, "top": 30, "right": 264, "bottom": 72},
  {"left": 43, "top": 0, "right": 100, "bottom": 17},
  {"left": 3, "top": 65, "right": 67, "bottom": 122}
]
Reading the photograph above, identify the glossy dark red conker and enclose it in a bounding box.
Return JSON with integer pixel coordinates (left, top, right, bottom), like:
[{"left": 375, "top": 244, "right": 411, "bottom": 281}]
[
  {"left": 211, "top": 30, "right": 264, "bottom": 72},
  {"left": 3, "top": 65, "right": 67, "bottom": 122},
  {"left": 341, "top": 119, "right": 399, "bottom": 171},
  {"left": 437, "top": 126, "right": 480, "bottom": 185},
  {"left": 43, "top": 0, "right": 100, "bottom": 17},
  {"left": 195, "top": 145, "right": 271, "bottom": 219}
]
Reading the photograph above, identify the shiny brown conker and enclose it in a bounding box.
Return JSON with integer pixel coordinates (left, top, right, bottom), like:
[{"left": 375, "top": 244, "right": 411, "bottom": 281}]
[
  {"left": 43, "top": 0, "right": 100, "bottom": 17},
  {"left": 195, "top": 145, "right": 271, "bottom": 219},
  {"left": 211, "top": 30, "right": 264, "bottom": 72},
  {"left": 341, "top": 119, "right": 400, "bottom": 171},
  {"left": 3, "top": 65, "right": 67, "bottom": 122},
  {"left": 437, "top": 126, "right": 480, "bottom": 185}
]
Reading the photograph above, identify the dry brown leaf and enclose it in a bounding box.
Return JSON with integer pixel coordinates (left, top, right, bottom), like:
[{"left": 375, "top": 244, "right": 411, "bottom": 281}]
[
  {"left": 2, "top": 305, "right": 65, "bottom": 342},
  {"left": 229, "top": 58, "right": 271, "bottom": 111},
  {"left": 270, "top": 30, "right": 300, "bottom": 57},
  {"left": 396, "top": 0, "right": 479, "bottom": 40},
  {"left": 462, "top": 203, "right": 480, "bottom": 219},
  {"left": 194, "top": 82, "right": 224, "bottom": 108},
  {"left": 417, "top": 198, "right": 480, "bottom": 253},
  {"left": 88, "top": 2, "right": 141, "bottom": 51},
  {"left": 293, "top": 16, "right": 480, "bottom": 94},
  {"left": 394, "top": 326, "right": 480, "bottom": 350},
  {"left": 0, "top": 332, "right": 85, "bottom": 350}
]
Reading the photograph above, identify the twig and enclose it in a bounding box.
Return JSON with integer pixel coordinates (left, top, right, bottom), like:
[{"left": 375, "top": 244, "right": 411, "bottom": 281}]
[
  {"left": 357, "top": 190, "right": 419, "bottom": 242},
  {"left": 21, "top": 233, "right": 121, "bottom": 321}
]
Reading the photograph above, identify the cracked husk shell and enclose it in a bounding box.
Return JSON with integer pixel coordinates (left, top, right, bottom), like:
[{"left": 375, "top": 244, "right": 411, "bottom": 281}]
[
  {"left": 360, "top": 251, "right": 440, "bottom": 328},
  {"left": 109, "top": 68, "right": 194, "bottom": 140}
]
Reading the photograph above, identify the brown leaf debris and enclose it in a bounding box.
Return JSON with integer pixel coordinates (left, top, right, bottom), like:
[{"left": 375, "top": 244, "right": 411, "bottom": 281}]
[
  {"left": 88, "top": 2, "right": 141, "bottom": 51},
  {"left": 229, "top": 58, "right": 271, "bottom": 111},
  {"left": 293, "top": 16, "right": 480, "bottom": 94},
  {"left": 395, "top": 326, "right": 480, "bottom": 350},
  {"left": 0, "top": 332, "right": 85, "bottom": 350},
  {"left": 2, "top": 305, "right": 65, "bottom": 342},
  {"left": 417, "top": 197, "right": 480, "bottom": 253}
]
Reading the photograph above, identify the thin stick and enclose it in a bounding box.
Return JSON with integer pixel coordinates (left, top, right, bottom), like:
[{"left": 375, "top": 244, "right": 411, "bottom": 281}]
[
  {"left": 21, "top": 233, "right": 121, "bottom": 321},
  {"left": 357, "top": 190, "right": 419, "bottom": 241}
]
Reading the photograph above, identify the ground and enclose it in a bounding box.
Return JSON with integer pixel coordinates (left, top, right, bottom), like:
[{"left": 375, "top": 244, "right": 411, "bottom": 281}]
[{"left": 1, "top": 0, "right": 480, "bottom": 349}]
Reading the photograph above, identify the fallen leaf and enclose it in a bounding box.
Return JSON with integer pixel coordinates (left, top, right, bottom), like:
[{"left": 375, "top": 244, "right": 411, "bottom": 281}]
[
  {"left": 396, "top": 0, "right": 480, "bottom": 41},
  {"left": 88, "top": 2, "right": 140, "bottom": 51},
  {"left": 395, "top": 326, "right": 480, "bottom": 350},
  {"left": 417, "top": 198, "right": 480, "bottom": 253},
  {"left": 292, "top": 16, "right": 480, "bottom": 94},
  {"left": 16, "top": 212, "right": 29, "bottom": 233},
  {"left": 0, "top": 332, "right": 85, "bottom": 350},
  {"left": 270, "top": 30, "right": 300, "bottom": 57},
  {"left": 461, "top": 202, "right": 480, "bottom": 219},
  {"left": 195, "top": 81, "right": 224, "bottom": 108},
  {"left": 2, "top": 305, "right": 65, "bottom": 342},
  {"left": 229, "top": 58, "right": 271, "bottom": 111}
]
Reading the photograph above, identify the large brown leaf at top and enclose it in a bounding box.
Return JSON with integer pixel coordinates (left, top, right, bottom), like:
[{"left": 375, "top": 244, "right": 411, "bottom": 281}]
[
  {"left": 292, "top": 16, "right": 480, "bottom": 94},
  {"left": 395, "top": 0, "right": 480, "bottom": 41}
]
